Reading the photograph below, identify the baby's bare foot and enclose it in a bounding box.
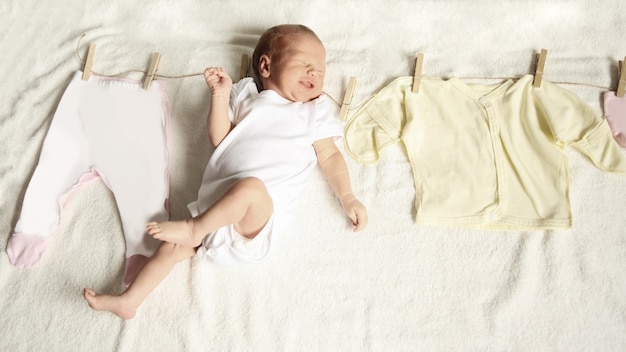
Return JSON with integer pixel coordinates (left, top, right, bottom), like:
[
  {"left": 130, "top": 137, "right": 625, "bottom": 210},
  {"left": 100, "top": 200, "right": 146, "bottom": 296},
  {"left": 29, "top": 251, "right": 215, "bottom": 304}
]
[
  {"left": 83, "top": 288, "right": 137, "bottom": 320},
  {"left": 146, "top": 220, "right": 200, "bottom": 247}
]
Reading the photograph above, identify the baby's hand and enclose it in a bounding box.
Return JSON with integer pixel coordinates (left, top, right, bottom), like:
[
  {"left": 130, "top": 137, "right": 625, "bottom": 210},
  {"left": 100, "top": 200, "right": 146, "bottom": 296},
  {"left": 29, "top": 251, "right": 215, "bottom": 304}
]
[
  {"left": 340, "top": 194, "right": 368, "bottom": 232},
  {"left": 204, "top": 67, "right": 232, "bottom": 98}
]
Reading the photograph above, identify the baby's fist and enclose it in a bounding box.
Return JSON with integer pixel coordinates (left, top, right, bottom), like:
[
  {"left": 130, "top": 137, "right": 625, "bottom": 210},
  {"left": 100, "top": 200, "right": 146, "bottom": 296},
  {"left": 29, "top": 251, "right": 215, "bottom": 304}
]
[{"left": 204, "top": 67, "right": 232, "bottom": 97}]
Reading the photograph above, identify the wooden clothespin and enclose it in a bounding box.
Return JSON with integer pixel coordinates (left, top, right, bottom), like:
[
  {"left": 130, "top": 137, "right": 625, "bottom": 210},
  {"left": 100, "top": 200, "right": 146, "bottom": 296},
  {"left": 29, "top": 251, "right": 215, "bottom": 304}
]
[
  {"left": 533, "top": 48, "right": 548, "bottom": 88},
  {"left": 240, "top": 54, "right": 251, "bottom": 80},
  {"left": 143, "top": 52, "right": 161, "bottom": 90},
  {"left": 81, "top": 44, "right": 96, "bottom": 81},
  {"left": 617, "top": 57, "right": 626, "bottom": 97},
  {"left": 339, "top": 77, "right": 357, "bottom": 121},
  {"left": 412, "top": 53, "right": 424, "bottom": 93}
]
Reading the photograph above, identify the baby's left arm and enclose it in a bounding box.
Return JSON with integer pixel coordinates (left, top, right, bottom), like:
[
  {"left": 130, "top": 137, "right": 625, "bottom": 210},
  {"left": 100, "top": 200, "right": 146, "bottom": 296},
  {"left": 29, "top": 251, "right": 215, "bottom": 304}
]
[{"left": 314, "top": 138, "right": 368, "bottom": 232}]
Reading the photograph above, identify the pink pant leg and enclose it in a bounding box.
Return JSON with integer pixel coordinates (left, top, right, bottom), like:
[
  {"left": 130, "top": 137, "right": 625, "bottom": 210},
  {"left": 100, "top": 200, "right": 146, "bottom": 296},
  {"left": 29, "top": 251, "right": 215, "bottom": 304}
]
[
  {"left": 80, "top": 75, "right": 173, "bottom": 284},
  {"left": 9, "top": 74, "right": 92, "bottom": 268}
]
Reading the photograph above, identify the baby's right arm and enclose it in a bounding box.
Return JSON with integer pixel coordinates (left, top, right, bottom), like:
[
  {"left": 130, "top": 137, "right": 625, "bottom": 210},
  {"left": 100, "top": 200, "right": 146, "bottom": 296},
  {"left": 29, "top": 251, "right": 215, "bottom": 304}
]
[{"left": 204, "top": 67, "right": 233, "bottom": 147}]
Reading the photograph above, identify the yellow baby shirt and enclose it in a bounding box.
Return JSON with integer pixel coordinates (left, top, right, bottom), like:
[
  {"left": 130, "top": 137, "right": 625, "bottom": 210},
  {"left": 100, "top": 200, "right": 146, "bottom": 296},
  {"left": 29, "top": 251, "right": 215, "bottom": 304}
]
[{"left": 345, "top": 75, "right": 626, "bottom": 230}]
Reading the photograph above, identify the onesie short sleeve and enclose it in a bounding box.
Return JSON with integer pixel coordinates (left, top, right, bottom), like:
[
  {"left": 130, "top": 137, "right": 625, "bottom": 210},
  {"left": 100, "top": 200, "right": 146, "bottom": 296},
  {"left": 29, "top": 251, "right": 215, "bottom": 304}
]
[
  {"left": 312, "top": 94, "right": 343, "bottom": 141},
  {"left": 229, "top": 78, "right": 258, "bottom": 124}
]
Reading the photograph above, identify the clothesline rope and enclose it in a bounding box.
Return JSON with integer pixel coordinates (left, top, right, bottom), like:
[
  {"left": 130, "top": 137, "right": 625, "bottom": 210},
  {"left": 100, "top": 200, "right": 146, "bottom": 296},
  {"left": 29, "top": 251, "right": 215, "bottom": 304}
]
[
  {"left": 74, "top": 34, "right": 204, "bottom": 79},
  {"left": 74, "top": 34, "right": 614, "bottom": 111}
]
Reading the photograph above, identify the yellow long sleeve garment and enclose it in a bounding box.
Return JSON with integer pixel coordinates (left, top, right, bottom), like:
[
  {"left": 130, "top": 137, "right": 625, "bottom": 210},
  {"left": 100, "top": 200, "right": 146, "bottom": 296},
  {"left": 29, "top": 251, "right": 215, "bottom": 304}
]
[{"left": 345, "top": 75, "right": 626, "bottom": 229}]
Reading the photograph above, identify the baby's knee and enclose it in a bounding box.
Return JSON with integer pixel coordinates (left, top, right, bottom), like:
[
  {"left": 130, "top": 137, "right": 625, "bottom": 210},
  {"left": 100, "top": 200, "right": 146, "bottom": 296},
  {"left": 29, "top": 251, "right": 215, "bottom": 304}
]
[
  {"left": 238, "top": 176, "right": 266, "bottom": 190},
  {"left": 232, "top": 177, "right": 271, "bottom": 201}
]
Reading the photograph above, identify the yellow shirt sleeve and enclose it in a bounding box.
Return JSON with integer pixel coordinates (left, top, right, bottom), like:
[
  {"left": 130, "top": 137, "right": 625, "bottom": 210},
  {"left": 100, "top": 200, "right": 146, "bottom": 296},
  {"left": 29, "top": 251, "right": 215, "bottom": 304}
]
[
  {"left": 537, "top": 80, "right": 626, "bottom": 174},
  {"left": 344, "top": 78, "right": 406, "bottom": 163}
]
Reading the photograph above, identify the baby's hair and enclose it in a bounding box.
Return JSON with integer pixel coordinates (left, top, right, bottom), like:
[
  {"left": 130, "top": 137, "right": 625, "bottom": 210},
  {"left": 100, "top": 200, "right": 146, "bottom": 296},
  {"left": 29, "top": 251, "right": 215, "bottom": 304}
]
[{"left": 252, "top": 24, "right": 322, "bottom": 81}]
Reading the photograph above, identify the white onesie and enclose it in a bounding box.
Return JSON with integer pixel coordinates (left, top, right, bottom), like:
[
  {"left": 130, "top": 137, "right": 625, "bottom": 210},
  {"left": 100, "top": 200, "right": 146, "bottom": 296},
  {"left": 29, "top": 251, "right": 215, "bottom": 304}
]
[{"left": 189, "top": 78, "right": 342, "bottom": 265}]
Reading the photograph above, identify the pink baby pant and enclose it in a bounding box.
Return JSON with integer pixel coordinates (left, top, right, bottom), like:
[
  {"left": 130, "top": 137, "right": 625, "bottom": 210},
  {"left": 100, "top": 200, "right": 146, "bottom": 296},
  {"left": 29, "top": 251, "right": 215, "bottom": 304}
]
[
  {"left": 8, "top": 72, "right": 172, "bottom": 283},
  {"left": 604, "top": 91, "right": 626, "bottom": 147}
]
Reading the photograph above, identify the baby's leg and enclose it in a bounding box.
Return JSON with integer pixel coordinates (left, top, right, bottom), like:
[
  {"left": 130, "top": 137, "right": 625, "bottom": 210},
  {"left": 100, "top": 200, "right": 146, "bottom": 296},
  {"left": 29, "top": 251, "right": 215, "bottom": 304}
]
[
  {"left": 147, "top": 177, "right": 273, "bottom": 246},
  {"left": 83, "top": 242, "right": 195, "bottom": 319}
]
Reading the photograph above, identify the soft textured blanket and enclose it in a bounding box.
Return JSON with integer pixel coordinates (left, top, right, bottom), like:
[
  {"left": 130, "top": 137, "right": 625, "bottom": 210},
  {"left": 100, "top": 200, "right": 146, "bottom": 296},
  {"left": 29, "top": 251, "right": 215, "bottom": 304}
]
[{"left": 1, "top": 1, "right": 625, "bottom": 351}]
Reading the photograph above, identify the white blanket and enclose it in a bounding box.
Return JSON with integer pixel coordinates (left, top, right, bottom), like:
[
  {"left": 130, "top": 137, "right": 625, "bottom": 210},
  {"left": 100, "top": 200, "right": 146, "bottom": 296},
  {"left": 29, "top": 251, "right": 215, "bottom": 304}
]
[{"left": 2, "top": 1, "right": 625, "bottom": 351}]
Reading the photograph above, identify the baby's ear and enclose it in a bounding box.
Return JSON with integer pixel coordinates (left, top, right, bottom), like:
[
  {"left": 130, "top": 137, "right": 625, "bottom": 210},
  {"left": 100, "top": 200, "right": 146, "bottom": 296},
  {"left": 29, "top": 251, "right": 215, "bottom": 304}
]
[{"left": 258, "top": 54, "right": 271, "bottom": 78}]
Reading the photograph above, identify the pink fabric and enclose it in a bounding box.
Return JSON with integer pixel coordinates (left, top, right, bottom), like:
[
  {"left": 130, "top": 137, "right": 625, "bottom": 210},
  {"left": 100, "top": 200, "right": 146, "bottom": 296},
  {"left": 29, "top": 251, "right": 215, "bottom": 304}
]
[
  {"left": 603, "top": 91, "right": 626, "bottom": 147},
  {"left": 7, "top": 234, "right": 49, "bottom": 269}
]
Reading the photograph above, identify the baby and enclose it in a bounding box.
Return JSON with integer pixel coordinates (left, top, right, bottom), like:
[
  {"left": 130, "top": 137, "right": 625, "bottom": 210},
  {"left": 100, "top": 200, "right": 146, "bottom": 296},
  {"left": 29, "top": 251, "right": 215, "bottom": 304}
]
[{"left": 84, "top": 24, "right": 368, "bottom": 319}]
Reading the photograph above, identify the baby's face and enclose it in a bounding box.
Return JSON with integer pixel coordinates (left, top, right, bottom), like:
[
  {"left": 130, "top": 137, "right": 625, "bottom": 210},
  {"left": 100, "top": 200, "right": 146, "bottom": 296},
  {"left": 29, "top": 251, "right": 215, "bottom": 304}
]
[{"left": 263, "top": 35, "right": 326, "bottom": 102}]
